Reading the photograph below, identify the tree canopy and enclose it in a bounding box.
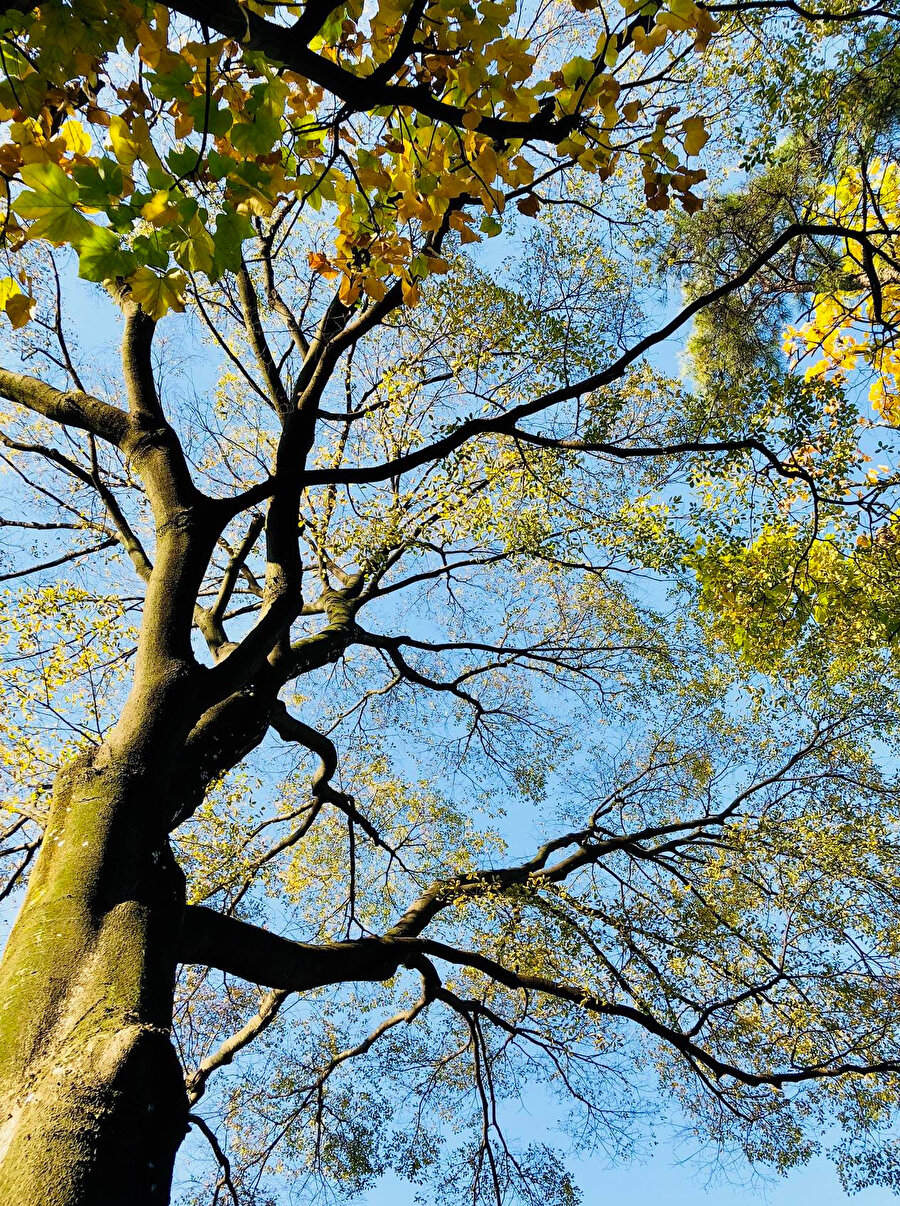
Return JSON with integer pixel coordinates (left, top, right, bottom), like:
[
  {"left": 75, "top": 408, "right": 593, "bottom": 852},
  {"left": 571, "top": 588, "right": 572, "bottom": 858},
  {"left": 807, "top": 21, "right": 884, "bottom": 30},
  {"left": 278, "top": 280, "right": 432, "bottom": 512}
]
[{"left": 3, "top": 2, "right": 900, "bottom": 1205}]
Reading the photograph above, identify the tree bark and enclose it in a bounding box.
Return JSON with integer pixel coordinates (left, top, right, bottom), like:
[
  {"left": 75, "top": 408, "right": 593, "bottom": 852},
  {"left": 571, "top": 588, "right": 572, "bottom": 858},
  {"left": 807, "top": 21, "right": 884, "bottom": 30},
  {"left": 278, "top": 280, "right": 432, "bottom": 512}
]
[{"left": 0, "top": 743, "right": 188, "bottom": 1206}]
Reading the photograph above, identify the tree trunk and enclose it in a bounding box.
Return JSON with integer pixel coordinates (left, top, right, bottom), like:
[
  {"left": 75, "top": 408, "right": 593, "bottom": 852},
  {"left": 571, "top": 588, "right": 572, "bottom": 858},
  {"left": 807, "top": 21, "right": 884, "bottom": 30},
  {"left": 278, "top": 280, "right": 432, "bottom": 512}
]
[{"left": 0, "top": 744, "right": 188, "bottom": 1206}]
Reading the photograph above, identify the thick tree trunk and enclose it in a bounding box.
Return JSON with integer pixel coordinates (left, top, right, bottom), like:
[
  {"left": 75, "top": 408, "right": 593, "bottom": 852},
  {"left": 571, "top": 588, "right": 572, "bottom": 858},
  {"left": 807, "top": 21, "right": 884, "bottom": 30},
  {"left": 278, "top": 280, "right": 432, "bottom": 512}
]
[{"left": 0, "top": 745, "right": 188, "bottom": 1206}]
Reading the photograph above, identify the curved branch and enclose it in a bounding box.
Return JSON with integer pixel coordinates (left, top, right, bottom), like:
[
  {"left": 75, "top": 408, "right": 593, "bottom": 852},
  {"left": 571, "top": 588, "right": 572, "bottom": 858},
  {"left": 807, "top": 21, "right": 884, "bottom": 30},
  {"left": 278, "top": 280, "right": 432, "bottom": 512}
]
[
  {"left": 186, "top": 987, "right": 288, "bottom": 1105},
  {"left": 302, "top": 222, "right": 897, "bottom": 486},
  {"left": 177, "top": 908, "right": 900, "bottom": 1093},
  {"left": 701, "top": 0, "right": 899, "bottom": 18}
]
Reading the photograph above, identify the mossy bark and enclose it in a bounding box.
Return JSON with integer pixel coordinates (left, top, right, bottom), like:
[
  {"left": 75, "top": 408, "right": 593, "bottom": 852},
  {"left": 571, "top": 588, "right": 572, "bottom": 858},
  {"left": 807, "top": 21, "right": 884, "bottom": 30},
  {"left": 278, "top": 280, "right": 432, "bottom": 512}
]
[{"left": 0, "top": 744, "right": 189, "bottom": 1205}]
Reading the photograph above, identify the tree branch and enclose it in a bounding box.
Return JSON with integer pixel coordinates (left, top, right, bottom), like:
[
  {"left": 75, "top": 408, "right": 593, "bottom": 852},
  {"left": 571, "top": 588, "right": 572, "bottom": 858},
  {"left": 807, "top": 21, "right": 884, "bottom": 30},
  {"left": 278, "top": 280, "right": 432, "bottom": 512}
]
[
  {"left": 236, "top": 262, "right": 291, "bottom": 419},
  {"left": 179, "top": 904, "right": 402, "bottom": 988},
  {"left": 178, "top": 909, "right": 900, "bottom": 1093},
  {"left": 186, "top": 987, "right": 289, "bottom": 1105},
  {"left": 165, "top": 0, "right": 581, "bottom": 144},
  {"left": 120, "top": 301, "right": 163, "bottom": 423},
  {"left": 0, "top": 366, "right": 130, "bottom": 446},
  {"left": 301, "top": 222, "right": 897, "bottom": 486}
]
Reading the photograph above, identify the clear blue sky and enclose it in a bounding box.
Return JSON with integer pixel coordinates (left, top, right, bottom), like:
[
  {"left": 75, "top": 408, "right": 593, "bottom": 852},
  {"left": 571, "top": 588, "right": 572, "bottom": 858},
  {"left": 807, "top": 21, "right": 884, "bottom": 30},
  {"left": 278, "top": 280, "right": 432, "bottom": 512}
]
[{"left": 359, "top": 1150, "right": 894, "bottom": 1204}]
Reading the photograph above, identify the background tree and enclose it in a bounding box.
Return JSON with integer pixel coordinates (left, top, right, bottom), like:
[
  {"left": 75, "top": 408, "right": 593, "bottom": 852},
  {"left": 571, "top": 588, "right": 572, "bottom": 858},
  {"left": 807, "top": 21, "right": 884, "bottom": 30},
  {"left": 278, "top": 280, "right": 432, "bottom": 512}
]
[{"left": 2, "top": 2, "right": 900, "bottom": 1205}]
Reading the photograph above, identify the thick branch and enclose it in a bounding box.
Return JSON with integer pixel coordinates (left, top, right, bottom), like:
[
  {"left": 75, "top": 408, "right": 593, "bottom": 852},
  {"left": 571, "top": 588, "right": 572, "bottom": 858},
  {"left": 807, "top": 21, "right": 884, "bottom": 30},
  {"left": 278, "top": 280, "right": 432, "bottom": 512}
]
[
  {"left": 165, "top": 0, "right": 580, "bottom": 143},
  {"left": 178, "top": 909, "right": 900, "bottom": 1092},
  {"left": 179, "top": 904, "right": 401, "bottom": 988},
  {"left": 0, "top": 367, "right": 130, "bottom": 446},
  {"left": 121, "top": 302, "right": 163, "bottom": 422}
]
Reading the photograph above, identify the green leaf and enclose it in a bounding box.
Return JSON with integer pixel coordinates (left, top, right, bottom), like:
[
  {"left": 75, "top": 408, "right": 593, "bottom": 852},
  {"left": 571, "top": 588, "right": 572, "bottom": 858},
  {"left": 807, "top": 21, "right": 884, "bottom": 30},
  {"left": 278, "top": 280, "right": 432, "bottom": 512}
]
[
  {"left": 72, "top": 158, "right": 125, "bottom": 209},
  {"left": 561, "top": 55, "right": 594, "bottom": 86},
  {"left": 167, "top": 146, "right": 200, "bottom": 177},
  {"left": 146, "top": 165, "right": 175, "bottom": 192},
  {"left": 0, "top": 72, "right": 45, "bottom": 117},
  {"left": 13, "top": 163, "right": 92, "bottom": 245},
  {"left": 171, "top": 214, "right": 215, "bottom": 274},
  {"left": 206, "top": 150, "right": 233, "bottom": 181},
  {"left": 187, "top": 95, "right": 233, "bottom": 137},
  {"left": 132, "top": 231, "right": 171, "bottom": 270},
  {"left": 77, "top": 225, "right": 136, "bottom": 282},
  {"left": 145, "top": 59, "right": 193, "bottom": 102},
  {"left": 211, "top": 207, "right": 253, "bottom": 279},
  {"left": 230, "top": 119, "right": 277, "bottom": 157},
  {"left": 230, "top": 78, "right": 287, "bottom": 156}
]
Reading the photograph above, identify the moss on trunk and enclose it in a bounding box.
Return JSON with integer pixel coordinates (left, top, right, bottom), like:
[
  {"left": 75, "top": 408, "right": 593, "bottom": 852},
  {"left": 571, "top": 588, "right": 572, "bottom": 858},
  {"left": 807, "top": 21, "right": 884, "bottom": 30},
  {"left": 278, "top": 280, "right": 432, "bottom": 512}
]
[{"left": 0, "top": 747, "right": 189, "bottom": 1205}]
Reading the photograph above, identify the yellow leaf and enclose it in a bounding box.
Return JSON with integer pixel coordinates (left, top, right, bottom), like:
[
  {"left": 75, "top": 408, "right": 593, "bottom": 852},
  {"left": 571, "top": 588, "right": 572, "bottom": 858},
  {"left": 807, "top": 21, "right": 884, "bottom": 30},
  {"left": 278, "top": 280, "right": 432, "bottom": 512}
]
[
  {"left": 338, "top": 274, "right": 360, "bottom": 305},
  {"left": 58, "top": 120, "right": 91, "bottom": 157},
  {"left": 174, "top": 111, "right": 194, "bottom": 140},
  {"left": 5, "top": 292, "right": 35, "bottom": 328},
  {"left": 363, "top": 276, "right": 387, "bottom": 301},
  {"left": 108, "top": 115, "right": 141, "bottom": 167},
  {"left": 657, "top": 10, "right": 692, "bottom": 30},
  {"left": 683, "top": 116, "right": 709, "bottom": 157},
  {"left": 0, "top": 276, "right": 20, "bottom": 308},
  {"left": 182, "top": 38, "right": 228, "bottom": 65},
  {"left": 129, "top": 267, "right": 187, "bottom": 320},
  {"left": 401, "top": 278, "right": 420, "bottom": 306},
  {"left": 632, "top": 24, "right": 667, "bottom": 52},
  {"left": 425, "top": 254, "right": 451, "bottom": 273},
  {"left": 308, "top": 251, "right": 339, "bottom": 279},
  {"left": 140, "top": 191, "right": 180, "bottom": 225},
  {"left": 108, "top": 115, "right": 163, "bottom": 172}
]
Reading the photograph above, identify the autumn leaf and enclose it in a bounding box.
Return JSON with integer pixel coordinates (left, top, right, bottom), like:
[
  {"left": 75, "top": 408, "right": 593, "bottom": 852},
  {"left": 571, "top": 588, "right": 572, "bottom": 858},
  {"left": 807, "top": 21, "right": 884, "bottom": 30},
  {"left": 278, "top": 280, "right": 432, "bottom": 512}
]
[
  {"left": 107, "top": 114, "right": 142, "bottom": 168},
  {"left": 0, "top": 274, "right": 34, "bottom": 327},
  {"left": 401, "top": 277, "right": 420, "bottom": 306},
  {"left": 58, "top": 119, "right": 92, "bottom": 158},
  {"left": 140, "top": 190, "right": 181, "bottom": 225},
  {"left": 5, "top": 291, "right": 35, "bottom": 327},
  {"left": 682, "top": 116, "right": 709, "bottom": 156},
  {"left": 338, "top": 273, "right": 361, "bottom": 304},
  {"left": 308, "top": 251, "right": 340, "bottom": 279},
  {"left": 128, "top": 266, "right": 187, "bottom": 319}
]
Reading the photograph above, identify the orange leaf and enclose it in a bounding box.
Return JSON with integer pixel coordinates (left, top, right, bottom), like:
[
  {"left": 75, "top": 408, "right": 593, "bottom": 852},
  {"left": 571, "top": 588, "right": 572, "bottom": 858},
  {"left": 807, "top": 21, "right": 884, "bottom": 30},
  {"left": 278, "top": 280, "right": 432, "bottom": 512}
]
[{"left": 308, "top": 251, "right": 339, "bottom": 280}]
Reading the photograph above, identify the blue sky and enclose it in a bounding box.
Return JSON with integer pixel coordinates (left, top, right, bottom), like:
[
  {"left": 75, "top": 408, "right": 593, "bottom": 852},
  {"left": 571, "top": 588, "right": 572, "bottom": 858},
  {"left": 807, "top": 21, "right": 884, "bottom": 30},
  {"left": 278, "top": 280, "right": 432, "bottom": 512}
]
[{"left": 359, "top": 1151, "right": 894, "bottom": 1204}]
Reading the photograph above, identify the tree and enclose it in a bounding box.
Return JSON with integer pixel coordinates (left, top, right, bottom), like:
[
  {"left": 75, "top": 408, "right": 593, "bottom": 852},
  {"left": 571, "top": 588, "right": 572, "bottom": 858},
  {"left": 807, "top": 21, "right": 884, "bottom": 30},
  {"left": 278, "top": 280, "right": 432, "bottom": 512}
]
[{"left": 2, "top": 2, "right": 900, "bottom": 1204}]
